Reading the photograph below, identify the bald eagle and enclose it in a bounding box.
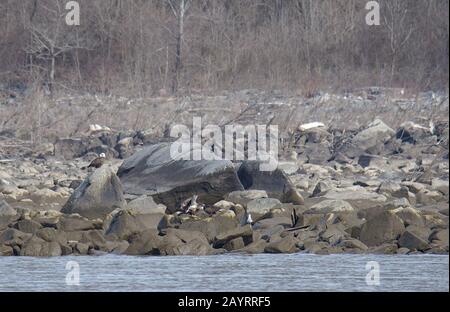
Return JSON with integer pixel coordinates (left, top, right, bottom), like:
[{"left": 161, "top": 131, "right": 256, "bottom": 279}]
[{"left": 82, "top": 153, "right": 106, "bottom": 170}]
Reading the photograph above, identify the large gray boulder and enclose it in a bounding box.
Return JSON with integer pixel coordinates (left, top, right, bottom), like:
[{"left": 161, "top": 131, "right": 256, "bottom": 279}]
[
  {"left": 117, "top": 143, "right": 244, "bottom": 212},
  {"left": 340, "top": 119, "right": 395, "bottom": 158},
  {"left": 237, "top": 161, "right": 304, "bottom": 205},
  {"left": 359, "top": 211, "right": 405, "bottom": 247},
  {"left": 61, "top": 166, "right": 126, "bottom": 219}
]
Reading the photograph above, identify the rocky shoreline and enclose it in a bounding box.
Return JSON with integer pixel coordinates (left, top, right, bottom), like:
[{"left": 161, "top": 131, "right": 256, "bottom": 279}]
[{"left": 1, "top": 92, "right": 449, "bottom": 257}]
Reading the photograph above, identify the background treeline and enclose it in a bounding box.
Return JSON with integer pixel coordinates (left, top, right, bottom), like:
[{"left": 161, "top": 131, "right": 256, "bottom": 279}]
[{"left": 0, "top": 0, "right": 448, "bottom": 96}]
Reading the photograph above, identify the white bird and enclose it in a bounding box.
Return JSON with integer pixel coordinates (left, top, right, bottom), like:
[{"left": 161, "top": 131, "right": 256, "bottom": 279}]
[{"left": 246, "top": 213, "right": 253, "bottom": 225}]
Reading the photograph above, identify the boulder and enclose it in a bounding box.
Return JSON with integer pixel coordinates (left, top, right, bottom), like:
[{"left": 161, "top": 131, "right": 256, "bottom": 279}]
[
  {"left": 61, "top": 166, "right": 126, "bottom": 219},
  {"left": 323, "top": 187, "right": 387, "bottom": 210},
  {"left": 126, "top": 195, "right": 166, "bottom": 214},
  {"left": 224, "top": 237, "right": 245, "bottom": 251},
  {"left": 125, "top": 229, "right": 162, "bottom": 255},
  {"left": 395, "top": 207, "right": 425, "bottom": 227},
  {"left": 341, "top": 119, "right": 395, "bottom": 158},
  {"left": 337, "top": 238, "right": 368, "bottom": 251},
  {"left": 57, "top": 215, "right": 96, "bottom": 232},
  {"left": 0, "top": 200, "right": 16, "bottom": 217},
  {"left": 19, "top": 236, "right": 62, "bottom": 257},
  {"left": 225, "top": 190, "right": 268, "bottom": 207},
  {"left": 15, "top": 219, "right": 42, "bottom": 234},
  {"left": 157, "top": 230, "right": 218, "bottom": 256},
  {"left": 430, "top": 229, "right": 449, "bottom": 248},
  {"left": 396, "top": 121, "right": 432, "bottom": 144},
  {"left": 431, "top": 179, "right": 449, "bottom": 196},
  {"left": 55, "top": 138, "right": 89, "bottom": 159},
  {"left": 178, "top": 212, "right": 239, "bottom": 243},
  {"left": 0, "top": 228, "right": 31, "bottom": 246},
  {"left": 307, "top": 199, "right": 354, "bottom": 214},
  {"left": 0, "top": 244, "right": 13, "bottom": 256},
  {"left": 311, "top": 181, "right": 331, "bottom": 197},
  {"left": 213, "top": 224, "right": 253, "bottom": 248},
  {"left": 398, "top": 230, "right": 430, "bottom": 251},
  {"left": 359, "top": 211, "right": 405, "bottom": 247},
  {"left": 237, "top": 161, "right": 304, "bottom": 205},
  {"left": 264, "top": 235, "right": 299, "bottom": 254},
  {"left": 117, "top": 143, "right": 244, "bottom": 212},
  {"left": 246, "top": 198, "right": 282, "bottom": 215},
  {"left": 106, "top": 210, "right": 163, "bottom": 240},
  {"left": 0, "top": 199, "right": 18, "bottom": 230},
  {"left": 320, "top": 224, "right": 349, "bottom": 245}
]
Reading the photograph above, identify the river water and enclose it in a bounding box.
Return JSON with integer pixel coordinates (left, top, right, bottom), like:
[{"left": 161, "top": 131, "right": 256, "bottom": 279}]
[{"left": 0, "top": 253, "right": 448, "bottom": 292}]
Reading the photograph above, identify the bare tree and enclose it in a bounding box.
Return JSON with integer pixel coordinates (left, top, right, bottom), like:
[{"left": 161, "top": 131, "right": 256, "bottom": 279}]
[{"left": 167, "top": 0, "right": 191, "bottom": 94}]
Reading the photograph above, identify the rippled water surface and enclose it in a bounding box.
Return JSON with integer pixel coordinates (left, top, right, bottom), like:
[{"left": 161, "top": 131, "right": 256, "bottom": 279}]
[{"left": 0, "top": 254, "right": 448, "bottom": 292}]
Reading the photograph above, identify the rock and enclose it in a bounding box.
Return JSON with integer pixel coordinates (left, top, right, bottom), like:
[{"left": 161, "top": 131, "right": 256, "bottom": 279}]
[
  {"left": 246, "top": 198, "right": 282, "bottom": 215},
  {"left": 307, "top": 200, "right": 354, "bottom": 214},
  {"left": 395, "top": 207, "right": 425, "bottom": 227},
  {"left": 57, "top": 215, "right": 96, "bottom": 232},
  {"left": 36, "top": 228, "right": 66, "bottom": 244},
  {"left": 312, "top": 181, "right": 331, "bottom": 197},
  {"left": 20, "top": 236, "right": 62, "bottom": 257},
  {"left": 225, "top": 190, "right": 268, "bottom": 207},
  {"left": 62, "top": 166, "right": 126, "bottom": 219},
  {"left": 125, "top": 229, "right": 162, "bottom": 255},
  {"left": 323, "top": 187, "right": 387, "bottom": 210},
  {"left": 55, "top": 138, "right": 89, "bottom": 159},
  {"left": 178, "top": 213, "right": 239, "bottom": 243},
  {"left": 126, "top": 195, "right": 167, "bottom": 214},
  {"left": 397, "top": 247, "right": 410, "bottom": 255},
  {"left": 224, "top": 237, "right": 245, "bottom": 251},
  {"left": 0, "top": 199, "right": 17, "bottom": 216},
  {"left": 401, "top": 181, "right": 427, "bottom": 194},
  {"left": 264, "top": 235, "right": 298, "bottom": 254},
  {"left": 0, "top": 244, "right": 13, "bottom": 256},
  {"left": 74, "top": 242, "right": 90, "bottom": 255},
  {"left": 237, "top": 161, "right": 304, "bottom": 204},
  {"left": 213, "top": 200, "right": 236, "bottom": 210},
  {"left": 378, "top": 182, "right": 410, "bottom": 199},
  {"left": 106, "top": 210, "right": 162, "bottom": 240},
  {"left": 15, "top": 219, "right": 42, "bottom": 234},
  {"left": 396, "top": 121, "right": 432, "bottom": 144},
  {"left": 342, "top": 119, "right": 395, "bottom": 158},
  {"left": 33, "top": 143, "right": 54, "bottom": 157},
  {"left": 0, "top": 228, "right": 31, "bottom": 246},
  {"left": 431, "top": 179, "right": 449, "bottom": 196},
  {"left": 80, "top": 230, "right": 108, "bottom": 250},
  {"left": 117, "top": 143, "right": 243, "bottom": 212},
  {"left": 253, "top": 217, "right": 292, "bottom": 230},
  {"left": 277, "top": 162, "right": 299, "bottom": 175},
  {"left": 398, "top": 230, "right": 430, "bottom": 251},
  {"left": 368, "top": 243, "right": 399, "bottom": 254},
  {"left": 0, "top": 199, "right": 18, "bottom": 230},
  {"left": 157, "top": 230, "right": 217, "bottom": 256},
  {"left": 337, "top": 238, "right": 368, "bottom": 251},
  {"left": 213, "top": 224, "right": 253, "bottom": 248},
  {"left": 430, "top": 229, "right": 449, "bottom": 248},
  {"left": 303, "top": 240, "right": 330, "bottom": 254},
  {"left": 416, "top": 189, "right": 444, "bottom": 205},
  {"left": 240, "top": 239, "right": 267, "bottom": 254},
  {"left": 320, "top": 224, "right": 349, "bottom": 245},
  {"left": 359, "top": 211, "right": 405, "bottom": 247},
  {"left": 115, "top": 137, "right": 135, "bottom": 159}
]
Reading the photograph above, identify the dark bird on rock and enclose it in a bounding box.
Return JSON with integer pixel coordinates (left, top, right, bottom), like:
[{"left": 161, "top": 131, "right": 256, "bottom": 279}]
[
  {"left": 180, "top": 195, "right": 204, "bottom": 215},
  {"left": 82, "top": 153, "right": 106, "bottom": 170},
  {"left": 290, "top": 208, "right": 300, "bottom": 228}
]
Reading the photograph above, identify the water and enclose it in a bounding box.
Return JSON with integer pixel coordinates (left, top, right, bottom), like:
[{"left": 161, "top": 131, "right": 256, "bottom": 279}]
[{"left": 0, "top": 254, "right": 448, "bottom": 292}]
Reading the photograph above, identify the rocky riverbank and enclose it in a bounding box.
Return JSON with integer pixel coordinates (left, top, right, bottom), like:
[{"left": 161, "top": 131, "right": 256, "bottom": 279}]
[{"left": 1, "top": 91, "right": 449, "bottom": 257}]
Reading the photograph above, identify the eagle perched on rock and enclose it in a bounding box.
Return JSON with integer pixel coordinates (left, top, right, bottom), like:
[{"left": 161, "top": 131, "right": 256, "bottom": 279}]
[{"left": 82, "top": 153, "right": 106, "bottom": 170}]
